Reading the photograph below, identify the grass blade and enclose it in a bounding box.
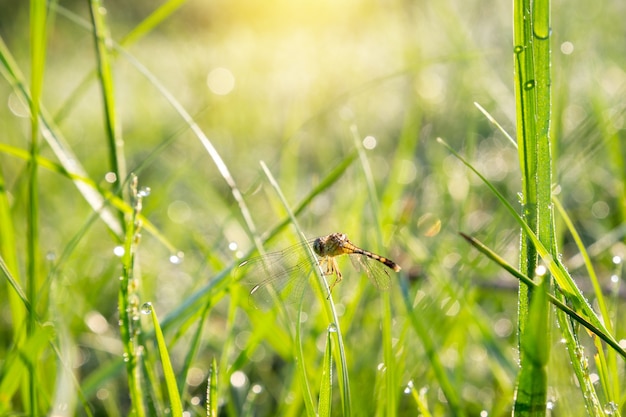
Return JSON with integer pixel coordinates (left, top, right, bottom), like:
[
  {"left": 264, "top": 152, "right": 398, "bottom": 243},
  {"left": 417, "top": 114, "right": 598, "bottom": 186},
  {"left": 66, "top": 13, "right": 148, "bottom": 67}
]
[
  {"left": 144, "top": 303, "right": 183, "bottom": 417},
  {"left": 399, "top": 278, "right": 466, "bottom": 416},
  {"left": 88, "top": 0, "right": 127, "bottom": 194},
  {"left": 259, "top": 160, "right": 352, "bottom": 416},
  {"left": 459, "top": 233, "right": 626, "bottom": 359},
  {"left": 118, "top": 176, "right": 147, "bottom": 417},
  {"left": 512, "top": 0, "right": 554, "bottom": 413},
  {"left": 317, "top": 325, "right": 333, "bottom": 417},
  {"left": 28, "top": 0, "right": 48, "bottom": 413},
  {"left": 350, "top": 124, "right": 398, "bottom": 415},
  {"left": 207, "top": 358, "right": 218, "bottom": 417},
  {"left": 295, "top": 299, "right": 316, "bottom": 417}
]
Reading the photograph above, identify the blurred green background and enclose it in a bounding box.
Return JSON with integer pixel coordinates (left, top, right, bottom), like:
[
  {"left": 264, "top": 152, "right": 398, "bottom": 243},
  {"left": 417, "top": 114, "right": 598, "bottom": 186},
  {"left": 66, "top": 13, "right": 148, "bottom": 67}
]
[{"left": 1, "top": 0, "right": 625, "bottom": 415}]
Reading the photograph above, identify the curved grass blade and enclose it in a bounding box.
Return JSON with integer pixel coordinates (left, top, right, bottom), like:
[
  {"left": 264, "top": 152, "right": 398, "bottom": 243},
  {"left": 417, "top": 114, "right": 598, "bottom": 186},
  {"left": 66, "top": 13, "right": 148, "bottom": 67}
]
[
  {"left": 145, "top": 303, "right": 183, "bottom": 417},
  {"left": 438, "top": 138, "right": 623, "bottom": 359},
  {"left": 260, "top": 160, "right": 351, "bottom": 416},
  {"left": 459, "top": 233, "right": 626, "bottom": 359},
  {"left": 0, "top": 37, "right": 123, "bottom": 237}
]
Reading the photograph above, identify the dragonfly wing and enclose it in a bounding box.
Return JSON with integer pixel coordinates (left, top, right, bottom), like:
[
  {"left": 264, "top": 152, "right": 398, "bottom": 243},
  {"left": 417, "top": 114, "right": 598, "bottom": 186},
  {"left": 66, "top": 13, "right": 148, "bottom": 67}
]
[
  {"left": 239, "top": 242, "right": 319, "bottom": 310},
  {"left": 350, "top": 254, "right": 392, "bottom": 291}
]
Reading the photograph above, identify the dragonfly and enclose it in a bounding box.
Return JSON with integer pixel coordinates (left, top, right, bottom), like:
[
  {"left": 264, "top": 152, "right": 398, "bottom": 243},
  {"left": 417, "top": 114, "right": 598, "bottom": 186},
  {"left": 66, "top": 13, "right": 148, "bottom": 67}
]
[{"left": 238, "top": 232, "right": 401, "bottom": 309}]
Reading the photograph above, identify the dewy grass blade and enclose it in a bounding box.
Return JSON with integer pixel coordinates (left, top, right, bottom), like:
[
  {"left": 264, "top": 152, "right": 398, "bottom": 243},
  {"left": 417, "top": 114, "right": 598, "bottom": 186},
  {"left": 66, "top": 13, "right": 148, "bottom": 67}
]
[
  {"left": 512, "top": 0, "right": 553, "bottom": 413},
  {"left": 459, "top": 233, "right": 626, "bottom": 359},
  {"left": 207, "top": 358, "right": 218, "bottom": 417},
  {"left": 260, "top": 161, "right": 352, "bottom": 417},
  {"left": 118, "top": 177, "right": 147, "bottom": 417}
]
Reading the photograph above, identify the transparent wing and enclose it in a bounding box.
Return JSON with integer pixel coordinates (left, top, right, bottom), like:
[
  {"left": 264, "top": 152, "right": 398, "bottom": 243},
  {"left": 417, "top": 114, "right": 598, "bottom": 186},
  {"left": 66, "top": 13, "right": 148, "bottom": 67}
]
[
  {"left": 238, "top": 240, "right": 319, "bottom": 310},
  {"left": 349, "top": 254, "right": 392, "bottom": 291}
]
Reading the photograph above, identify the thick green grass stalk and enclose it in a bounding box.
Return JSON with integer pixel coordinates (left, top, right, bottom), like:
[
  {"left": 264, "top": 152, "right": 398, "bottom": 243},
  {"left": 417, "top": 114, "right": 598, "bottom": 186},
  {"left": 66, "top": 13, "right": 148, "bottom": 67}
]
[
  {"left": 512, "top": 0, "right": 553, "bottom": 414},
  {"left": 27, "top": 0, "right": 47, "bottom": 414}
]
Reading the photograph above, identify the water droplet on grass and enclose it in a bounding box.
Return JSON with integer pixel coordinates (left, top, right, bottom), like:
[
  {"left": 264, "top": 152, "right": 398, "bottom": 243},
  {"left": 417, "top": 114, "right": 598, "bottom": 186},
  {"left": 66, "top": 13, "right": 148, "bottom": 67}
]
[
  {"left": 403, "top": 380, "right": 414, "bottom": 394},
  {"left": 524, "top": 80, "right": 535, "bottom": 90},
  {"left": 141, "top": 302, "right": 153, "bottom": 314},
  {"left": 137, "top": 187, "right": 151, "bottom": 198},
  {"left": 327, "top": 323, "right": 338, "bottom": 333}
]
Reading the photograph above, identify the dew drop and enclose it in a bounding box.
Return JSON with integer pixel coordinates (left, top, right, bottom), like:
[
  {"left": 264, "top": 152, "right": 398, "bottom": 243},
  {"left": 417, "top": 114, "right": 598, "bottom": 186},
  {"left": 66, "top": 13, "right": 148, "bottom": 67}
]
[
  {"left": 604, "top": 402, "right": 617, "bottom": 415},
  {"left": 524, "top": 80, "right": 535, "bottom": 90},
  {"left": 122, "top": 353, "right": 129, "bottom": 362},
  {"left": 137, "top": 187, "right": 151, "bottom": 198},
  {"left": 514, "top": 45, "right": 523, "bottom": 54},
  {"left": 403, "top": 380, "right": 414, "bottom": 394},
  {"left": 328, "top": 323, "right": 338, "bottom": 333},
  {"left": 113, "top": 246, "right": 125, "bottom": 257},
  {"left": 141, "top": 302, "right": 153, "bottom": 315}
]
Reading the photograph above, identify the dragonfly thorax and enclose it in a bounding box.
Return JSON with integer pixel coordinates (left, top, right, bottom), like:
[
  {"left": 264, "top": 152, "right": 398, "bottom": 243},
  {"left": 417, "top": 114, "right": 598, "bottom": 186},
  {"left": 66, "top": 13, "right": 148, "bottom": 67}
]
[{"left": 312, "top": 233, "right": 349, "bottom": 258}]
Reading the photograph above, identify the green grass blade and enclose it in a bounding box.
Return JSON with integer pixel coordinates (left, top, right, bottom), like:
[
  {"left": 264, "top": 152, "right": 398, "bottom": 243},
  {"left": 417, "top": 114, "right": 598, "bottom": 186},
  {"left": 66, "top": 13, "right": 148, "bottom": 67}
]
[
  {"left": 459, "top": 233, "right": 626, "bottom": 359},
  {"left": 0, "top": 37, "right": 124, "bottom": 237},
  {"left": 28, "top": 1, "right": 48, "bottom": 413},
  {"left": 295, "top": 300, "right": 316, "bottom": 417},
  {"left": 317, "top": 325, "right": 333, "bottom": 417},
  {"left": 207, "top": 358, "right": 218, "bottom": 417},
  {"left": 177, "top": 302, "right": 212, "bottom": 401},
  {"left": 157, "top": 152, "right": 356, "bottom": 334},
  {"left": 118, "top": 177, "right": 147, "bottom": 417},
  {"left": 350, "top": 124, "right": 398, "bottom": 415},
  {"left": 88, "top": 0, "right": 126, "bottom": 193},
  {"left": 399, "top": 278, "right": 466, "bottom": 416},
  {"left": 512, "top": 0, "right": 553, "bottom": 413},
  {"left": 145, "top": 303, "right": 183, "bottom": 417},
  {"left": 438, "top": 138, "right": 619, "bottom": 343},
  {"left": 405, "top": 383, "right": 433, "bottom": 417},
  {"left": 113, "top": 46, "right": 260, "bottom": 243},
  {"left": 553, "top": 196, "right": 619, "bottom": 402},
  {"left": 259, "top": 160, "right": 352, "bottom": 416},
  {"left": 119, "top": 0, "right": 188, "bottom": 46}
]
